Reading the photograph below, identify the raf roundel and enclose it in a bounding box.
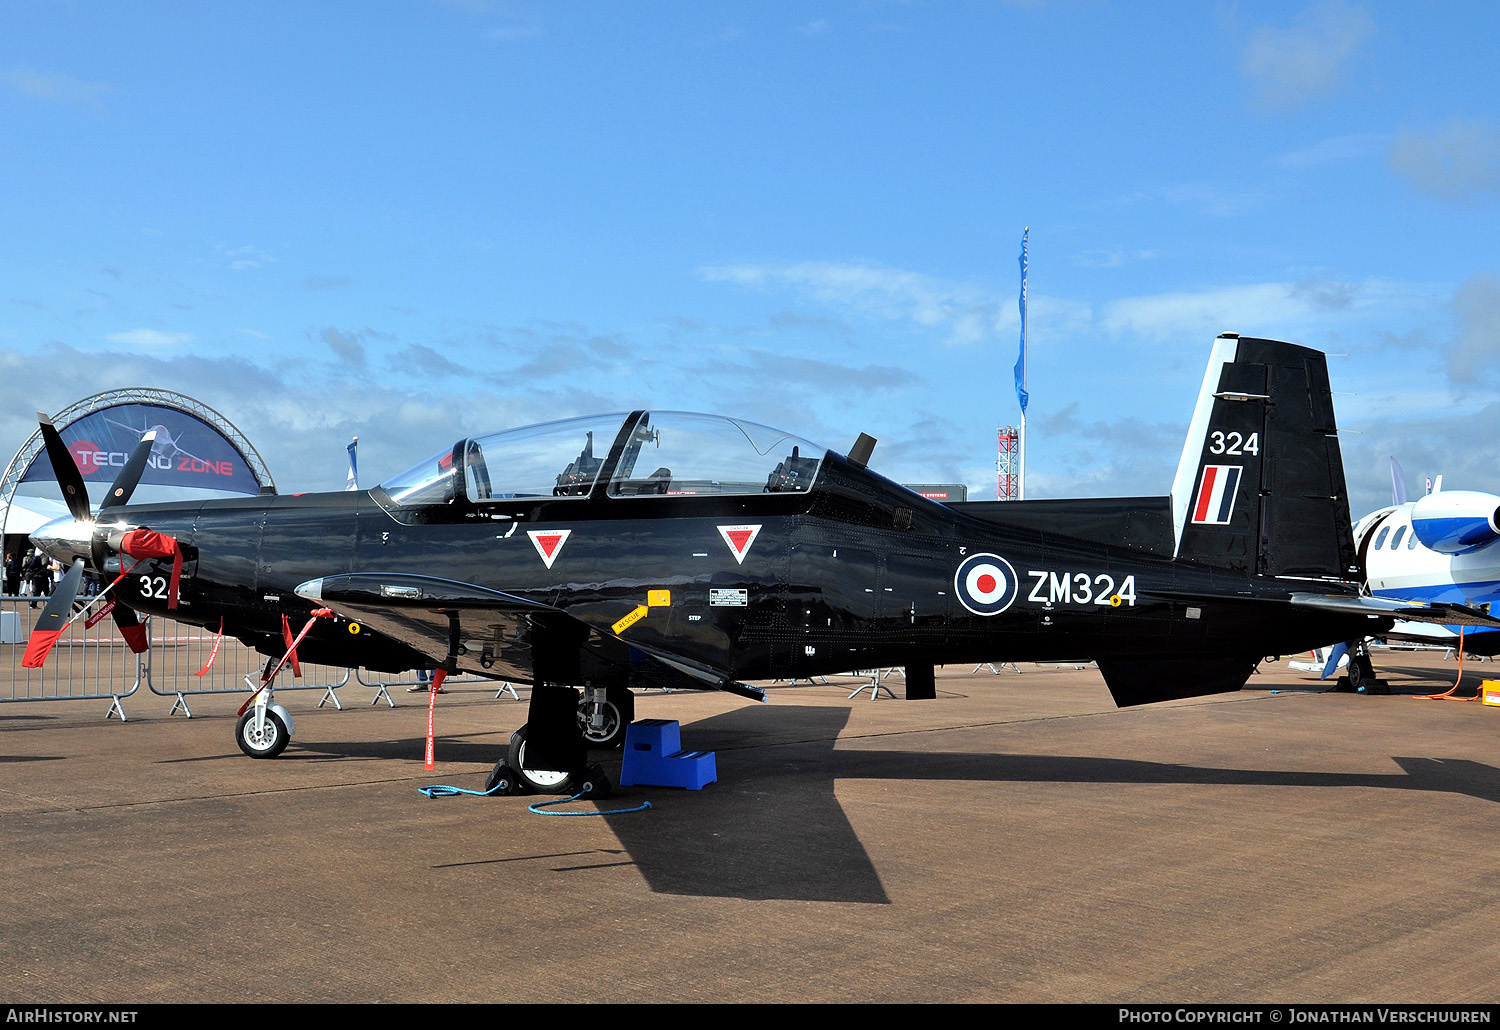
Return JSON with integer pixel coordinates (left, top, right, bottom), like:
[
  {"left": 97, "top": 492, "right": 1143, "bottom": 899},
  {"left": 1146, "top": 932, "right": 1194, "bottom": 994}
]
[{"left": 954, "top": 552, "right": 1019, "bottom": 616}]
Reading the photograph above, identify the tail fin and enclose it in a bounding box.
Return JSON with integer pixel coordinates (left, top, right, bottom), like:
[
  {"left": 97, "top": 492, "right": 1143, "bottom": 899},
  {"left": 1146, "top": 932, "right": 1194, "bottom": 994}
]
[{"left": 1170, "top": 334, "right": 1357, "bottom": 582}]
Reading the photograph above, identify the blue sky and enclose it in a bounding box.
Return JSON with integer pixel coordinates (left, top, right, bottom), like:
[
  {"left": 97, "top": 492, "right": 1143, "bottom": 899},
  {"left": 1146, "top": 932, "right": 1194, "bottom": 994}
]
[{"left": 2, "top": 0, "right": 1497, "bottom": 518}]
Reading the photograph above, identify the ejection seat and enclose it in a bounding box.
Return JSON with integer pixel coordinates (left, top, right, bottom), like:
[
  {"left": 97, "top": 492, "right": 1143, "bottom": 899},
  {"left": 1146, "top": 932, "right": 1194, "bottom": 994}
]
[{"left": 765, "top": 446, "right": 819, "bottom": 492}]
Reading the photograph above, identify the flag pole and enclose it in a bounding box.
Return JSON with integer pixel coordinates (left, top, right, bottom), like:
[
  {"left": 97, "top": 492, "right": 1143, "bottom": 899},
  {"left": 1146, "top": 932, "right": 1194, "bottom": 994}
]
[
  {"left": 345, "top": 436, "right": 359, "bottom": 492},
  {"left": 1013, "top": 228, "right": 1029, "bottom": 500}
]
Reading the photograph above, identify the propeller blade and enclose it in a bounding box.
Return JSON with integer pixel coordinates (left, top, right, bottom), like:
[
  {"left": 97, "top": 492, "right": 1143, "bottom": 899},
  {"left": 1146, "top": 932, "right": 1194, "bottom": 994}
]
[
  {"left": 99, "top": 430, "right": 157, "bottom": 511},
  {"left": 21, "top": 557, "right": 86, "bottom": 668},
  {"left": 110, "top": 602, "right": 150, "bottom": 654},
  {"left": 37, "top": 413, "right": 90, "bottom": 522}
]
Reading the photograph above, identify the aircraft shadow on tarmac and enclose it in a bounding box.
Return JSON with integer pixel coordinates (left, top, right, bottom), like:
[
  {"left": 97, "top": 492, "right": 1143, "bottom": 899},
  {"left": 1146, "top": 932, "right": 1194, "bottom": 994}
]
[{"left": 278, "top": 704, "right": 1500, "bottom": 905}]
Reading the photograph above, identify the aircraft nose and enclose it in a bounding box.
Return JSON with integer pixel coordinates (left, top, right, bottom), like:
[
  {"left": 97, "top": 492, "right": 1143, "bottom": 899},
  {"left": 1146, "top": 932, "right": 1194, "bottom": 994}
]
[{"left": 30, "top": 516, "right": 93, "bottom": 565}]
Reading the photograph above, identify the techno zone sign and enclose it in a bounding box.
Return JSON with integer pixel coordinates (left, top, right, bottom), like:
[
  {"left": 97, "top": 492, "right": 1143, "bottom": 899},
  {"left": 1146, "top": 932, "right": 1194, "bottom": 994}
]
[
  {"left": 19, "top": 401, "right": 262, "bottom": 495},
  {"left": 68, "top": 440, "right": 236, "bottom": 478}
]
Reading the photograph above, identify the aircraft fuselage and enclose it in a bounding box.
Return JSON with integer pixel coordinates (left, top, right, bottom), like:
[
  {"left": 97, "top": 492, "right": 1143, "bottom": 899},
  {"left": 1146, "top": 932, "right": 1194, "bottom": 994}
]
[{"left": 107, "top": 450, "right": 1369, "bottom": 689}]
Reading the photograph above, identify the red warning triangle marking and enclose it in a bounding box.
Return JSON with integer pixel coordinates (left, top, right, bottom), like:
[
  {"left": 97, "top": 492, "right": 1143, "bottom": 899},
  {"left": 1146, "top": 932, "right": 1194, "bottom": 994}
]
[
  {"left": 527, "top": 528, "right": 572, "bottom": 569},
  {"left": 717, "top": 524, "right": 762, "bottom": 565}
]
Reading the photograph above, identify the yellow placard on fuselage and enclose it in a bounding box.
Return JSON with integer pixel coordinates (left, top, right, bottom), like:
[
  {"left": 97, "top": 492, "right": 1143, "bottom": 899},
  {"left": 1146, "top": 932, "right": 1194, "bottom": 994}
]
[{"left": 612, "top": 605, "right": 649, "bottom": 634}]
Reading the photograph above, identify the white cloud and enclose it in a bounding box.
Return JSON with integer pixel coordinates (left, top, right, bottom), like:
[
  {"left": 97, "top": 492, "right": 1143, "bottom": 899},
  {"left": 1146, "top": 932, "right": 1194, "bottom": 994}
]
[
  {"left": 1, "top": 67, "right": 113, "bottom": 109},
  {"left": 1449, "top": 273, "right": 1500, "bottom": 385},
  {"left": 218, "top": 245, "right": 275, "bottom": 270},
  {"left": 701, "top": 261, "right": 1006, "bottom": 345},
  {"left": 103, "top": 329, "right": 194, "bottom": 348},
  {"left": 1241, "top": 1, "right": 1374, "bottom": 112},
  {"left": 1389, "top": 119, "right": 1500, "bottom": 203},
  {"left": 1101, "top": 278, "right": 1435, "bottom": 340},
  {"left": 1275, "top": 132, "right": 1389, "bottom": 169}
]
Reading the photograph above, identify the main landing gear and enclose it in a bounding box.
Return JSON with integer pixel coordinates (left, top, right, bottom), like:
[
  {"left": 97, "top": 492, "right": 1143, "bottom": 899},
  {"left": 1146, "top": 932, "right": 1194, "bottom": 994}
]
[
  {"left": 484, "top": 725, "right": 612, "bottom": 797},
  {"left": 486, "top": 684, "right": 630, "bottom": 797},
  {"left": 1338, "top": 641, "right": 1388, "bottom": 695}
]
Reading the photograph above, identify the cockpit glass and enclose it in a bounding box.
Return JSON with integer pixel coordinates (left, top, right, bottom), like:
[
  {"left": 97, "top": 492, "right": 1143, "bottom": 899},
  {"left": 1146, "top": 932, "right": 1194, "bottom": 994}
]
[
  {"left": 380, "top": 414, "right": 629, "bottom": 504},
  {"left": 607, "top": 411, "right": 823, "bottom": 497},
  {"left": 379, "top": 443, "right": 461, "bottom": 506},
  {"left": 378, "top": 411, "right": 825, "bottom": 504}
]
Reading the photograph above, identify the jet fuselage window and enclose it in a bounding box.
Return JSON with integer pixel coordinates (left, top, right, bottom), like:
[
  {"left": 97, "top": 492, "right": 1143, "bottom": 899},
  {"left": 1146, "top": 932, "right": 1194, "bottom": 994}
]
[
  {"left": 1408, "top": 530, "right": 1420, "bottom": 549},
  {"left": 1390, "top": 526, "right": 1406, "bottom": 550},
  {"left": 1373, "top": 526, "right": 1390, "bottom": 550}
]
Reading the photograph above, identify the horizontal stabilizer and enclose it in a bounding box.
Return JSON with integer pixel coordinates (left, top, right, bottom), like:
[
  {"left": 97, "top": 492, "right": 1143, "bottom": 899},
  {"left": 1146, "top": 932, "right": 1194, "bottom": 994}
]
[{"left": 1290, "top": 592, "right": 1500, "bottom": 629}]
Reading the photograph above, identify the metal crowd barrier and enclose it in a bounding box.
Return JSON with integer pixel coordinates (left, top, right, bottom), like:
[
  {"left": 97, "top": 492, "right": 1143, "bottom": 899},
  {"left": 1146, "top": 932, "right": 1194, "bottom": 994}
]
[
  {"left": 1, "top": 593, "right": 144, "bottom": 720},
  {"left": 1, "top": 594, "right": 523, "bottom": 721}
]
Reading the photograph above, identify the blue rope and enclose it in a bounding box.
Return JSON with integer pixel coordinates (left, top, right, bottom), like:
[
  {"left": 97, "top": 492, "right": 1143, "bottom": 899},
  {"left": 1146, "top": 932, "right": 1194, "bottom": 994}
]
[
  {"left": 417, "top": 782, "right": 652, "bottom": 815},
  {"left": 418, "top": 783, "right": 501, "bottom": 798},
  {"left": 529, "top": 792, "right": 652, "bottom": 816}
]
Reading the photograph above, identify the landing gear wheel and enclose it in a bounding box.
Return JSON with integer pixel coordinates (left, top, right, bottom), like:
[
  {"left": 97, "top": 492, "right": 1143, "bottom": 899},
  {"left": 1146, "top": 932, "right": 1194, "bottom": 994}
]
[
  {"left": 1344, "top": 658, "right": 1365, "bottom": 692},
  {"left": 1349, "top": 653, "right": 1381, "bottom": 692},
  {"left": 235, "top": 709, "right": 289, "bottom": 759},
  {"left": 484, "top": 760, "right": 520, "bottom": 796},
  {"left": 508, "top": 725, "right": 578, "bottom": 795},
  {"left": 577, "top": 686, "right": 634, "bottom": 749}
]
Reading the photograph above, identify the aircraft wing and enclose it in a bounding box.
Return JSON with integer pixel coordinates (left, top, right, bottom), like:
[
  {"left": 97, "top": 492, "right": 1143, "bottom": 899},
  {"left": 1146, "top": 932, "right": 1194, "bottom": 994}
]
[
  {"left": 1289, "top": 592, "right": 1500, "bottom": 629},
  {"left": 297, "top": 572, "right": 765, "bottom": 698}
]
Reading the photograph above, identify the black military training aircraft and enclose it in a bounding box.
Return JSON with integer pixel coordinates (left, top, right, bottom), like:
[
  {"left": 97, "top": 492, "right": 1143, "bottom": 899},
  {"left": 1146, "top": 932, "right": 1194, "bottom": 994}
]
[{"left": 26, "top": 334, "right": 1500, "bottom": 793}]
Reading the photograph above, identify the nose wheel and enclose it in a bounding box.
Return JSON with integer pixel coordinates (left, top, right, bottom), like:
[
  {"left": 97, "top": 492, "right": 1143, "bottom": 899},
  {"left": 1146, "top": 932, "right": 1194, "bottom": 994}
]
[{"left": 235, "top": 708, "right": 289, "bottom": 758}]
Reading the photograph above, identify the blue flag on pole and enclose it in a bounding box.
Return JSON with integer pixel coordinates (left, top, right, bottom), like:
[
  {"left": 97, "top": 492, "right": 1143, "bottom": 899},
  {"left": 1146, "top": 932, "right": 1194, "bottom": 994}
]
[
  {"left": 345, "top": 437, "right": 358, "bottom": 491},
  {"left": 1013, "top": 228, "right": 1029, "bottom": 414}
]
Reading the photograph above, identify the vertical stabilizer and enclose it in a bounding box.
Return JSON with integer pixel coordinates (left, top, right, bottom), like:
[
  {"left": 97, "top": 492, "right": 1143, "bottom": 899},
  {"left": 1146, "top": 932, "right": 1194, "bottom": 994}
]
[{"left": 1170, "top": 334, "right": 1357, "bottom": 581}]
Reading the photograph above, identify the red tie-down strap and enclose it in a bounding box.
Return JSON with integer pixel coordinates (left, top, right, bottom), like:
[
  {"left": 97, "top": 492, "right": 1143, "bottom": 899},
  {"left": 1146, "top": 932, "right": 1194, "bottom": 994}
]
[
  {"left": 280, "top": 614, "right": 303, "bottom": 679},
  {"left": 194, "top": 618, "right": 225, "bottom": 677},
  {"left": 238, "top": 609, "right": 335, "bottom": 715},
  {"left": 118, "top": 529, "right": 183, "bottom": 609}
]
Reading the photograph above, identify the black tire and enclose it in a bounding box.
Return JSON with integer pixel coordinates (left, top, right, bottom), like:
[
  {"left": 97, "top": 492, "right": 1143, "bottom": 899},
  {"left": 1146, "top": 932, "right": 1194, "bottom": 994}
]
[
  {"left": 576, "top": 686, "right": 634, "bottom": 749},
  {"left": 507, "top": 725, "right": 578, "bottom": 795},
  {"left": 1347, "top": 656, "right": 1368, "bottom": 692},
  {"left": 235, "top": 709, "right": 289, "bottom": 759}
]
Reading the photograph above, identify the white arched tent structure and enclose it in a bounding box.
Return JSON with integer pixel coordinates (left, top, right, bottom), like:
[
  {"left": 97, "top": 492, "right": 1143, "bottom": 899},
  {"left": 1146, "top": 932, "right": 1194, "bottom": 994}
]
[{"left": 1, "top": 389, "right": 275, "bottom": 563}]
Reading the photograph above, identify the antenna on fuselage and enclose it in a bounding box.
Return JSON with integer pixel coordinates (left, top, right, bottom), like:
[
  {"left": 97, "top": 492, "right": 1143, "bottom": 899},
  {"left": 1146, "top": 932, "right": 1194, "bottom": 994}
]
[{"left": 847, "top": 433, "right": 876, "bottom": 469}]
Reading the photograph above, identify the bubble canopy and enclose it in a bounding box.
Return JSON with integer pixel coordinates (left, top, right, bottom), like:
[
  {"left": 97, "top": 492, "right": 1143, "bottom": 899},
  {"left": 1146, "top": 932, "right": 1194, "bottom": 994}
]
[{"left": 378, "top": 411, "right": 826, "bottom": 506}]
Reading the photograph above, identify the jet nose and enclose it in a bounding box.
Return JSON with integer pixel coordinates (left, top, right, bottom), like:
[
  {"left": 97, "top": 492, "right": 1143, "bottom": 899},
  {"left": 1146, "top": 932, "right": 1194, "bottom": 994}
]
[{"left": 30, "top": 516, "right": 93, "bottom": 565}]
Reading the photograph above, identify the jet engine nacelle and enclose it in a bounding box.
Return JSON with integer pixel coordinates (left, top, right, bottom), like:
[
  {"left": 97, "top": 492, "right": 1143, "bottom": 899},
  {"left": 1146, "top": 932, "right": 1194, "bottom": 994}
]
[{"left": 1410, "top": 490, "right": 1500, "bottom": 554}]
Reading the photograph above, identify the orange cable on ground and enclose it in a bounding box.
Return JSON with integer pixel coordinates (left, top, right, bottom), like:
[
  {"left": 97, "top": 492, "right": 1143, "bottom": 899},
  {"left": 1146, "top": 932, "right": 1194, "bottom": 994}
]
[{"left": 1416, "top": 626, "right": 1473, "bottom": 700}]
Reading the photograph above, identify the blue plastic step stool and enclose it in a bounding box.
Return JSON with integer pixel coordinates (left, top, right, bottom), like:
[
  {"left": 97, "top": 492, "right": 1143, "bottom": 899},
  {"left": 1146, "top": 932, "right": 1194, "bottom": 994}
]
[{"left": 618, "top": 719, "right": 716, "bottom": 790}]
